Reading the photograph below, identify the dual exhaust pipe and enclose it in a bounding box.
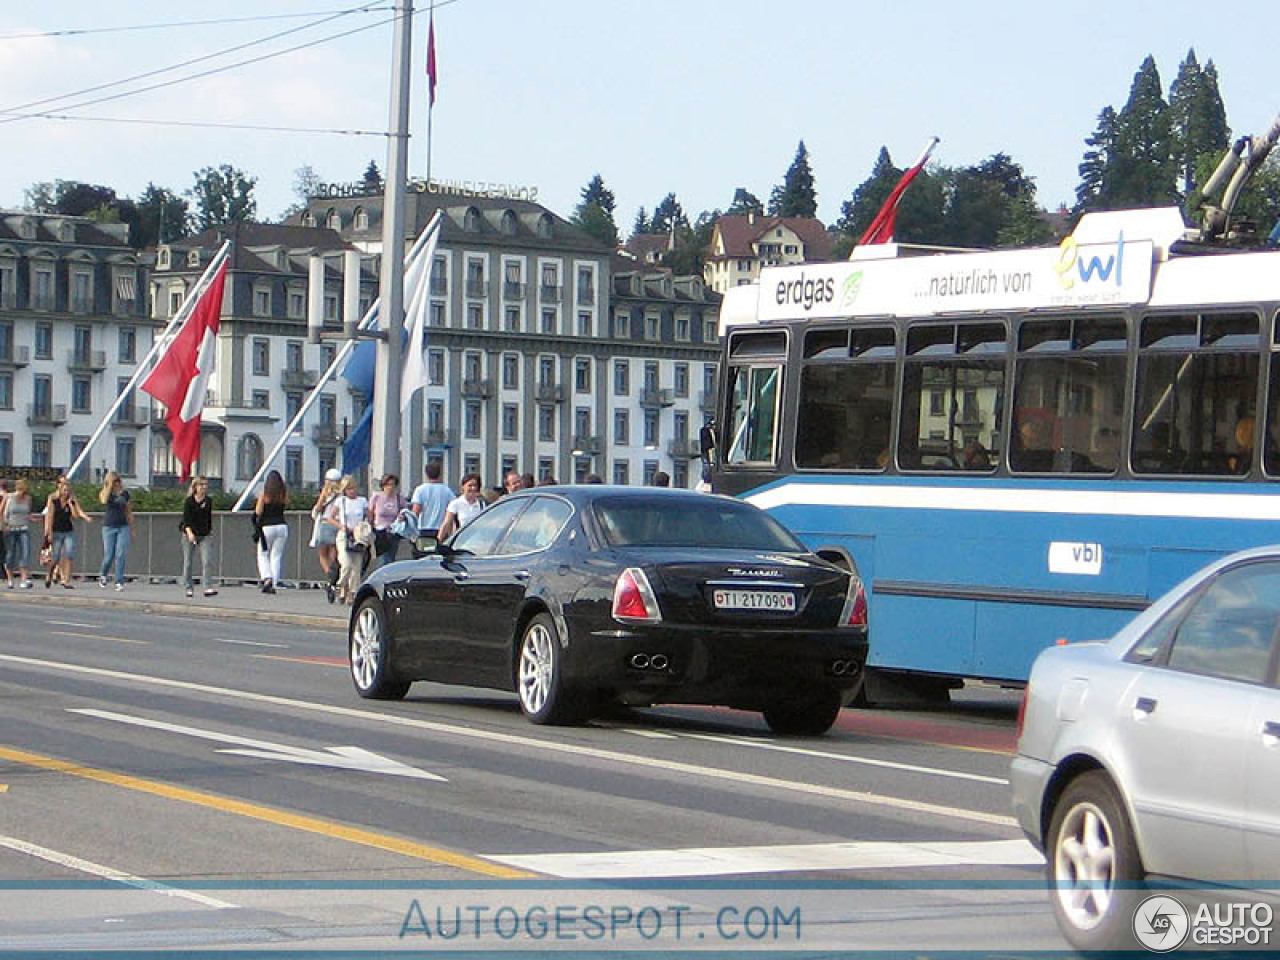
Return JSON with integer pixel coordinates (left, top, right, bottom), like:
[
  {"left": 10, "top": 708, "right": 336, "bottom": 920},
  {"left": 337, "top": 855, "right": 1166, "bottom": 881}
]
[
  {"left": 629, "top": 653, "right": 670, "bottom": 671},
  {"left": 830, "top": 659, "right": 861, "bottom": 677}
]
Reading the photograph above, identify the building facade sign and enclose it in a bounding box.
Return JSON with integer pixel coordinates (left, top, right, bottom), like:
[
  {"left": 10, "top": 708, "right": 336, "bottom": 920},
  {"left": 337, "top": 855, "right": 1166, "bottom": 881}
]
[{"left": 313, "top": 178, "right": 539, "bottom": 203}]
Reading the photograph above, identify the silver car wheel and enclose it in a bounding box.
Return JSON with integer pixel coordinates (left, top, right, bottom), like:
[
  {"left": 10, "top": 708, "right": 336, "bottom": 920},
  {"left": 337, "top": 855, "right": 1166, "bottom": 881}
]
[
  {"left": 1053, "top": 800, "right": 1116, "bottom": 931},
  {"left": 518, "top": 620, "right": 554, "bottom": 715},
  {"left": 351, "top": 605, "right": 381, "bottom": 692}
]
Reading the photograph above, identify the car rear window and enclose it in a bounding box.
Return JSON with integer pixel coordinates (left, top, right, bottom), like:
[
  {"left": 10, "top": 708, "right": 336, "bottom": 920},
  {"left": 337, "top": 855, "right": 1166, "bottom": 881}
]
[{"left": 592, "top": 497, "right": 805, "bottom": 551}]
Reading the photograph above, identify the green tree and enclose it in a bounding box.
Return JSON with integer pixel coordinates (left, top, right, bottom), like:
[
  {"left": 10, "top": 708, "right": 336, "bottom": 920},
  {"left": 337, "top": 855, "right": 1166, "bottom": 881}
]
[
  {"left": 571, "top": 174, "right": 619, "bottom": 246},
  {"left": 23, "top": 181, "right": 55, "bottom": 212},
  {"left": 360, "top": 160, "right": 383, "bottom": 193},
  {"left": 726, "top": 188, "right": 763, "bottom": 217},
  {"left": 23, "top": 180, "right": 118, "bottom": 216},
  {"left": 631, "top": 207, "right": 650, "bottom": 238},
  {"left": 1109, "top": 55, "right": 1178, "bottom": 207},
  {"left": 662, "top": 209, "right": 720, "bottom": 276},
  {"left": 649, "top": 193, "right": 687, "bottom": 235},
  {"left": 128, "top": 184, "right": 188, "bottom": 246},
  {"left": 189, "top": 164, "right": 258, "bottom": 231},
  {"left": 943, "top": 153, "right": 1049, "bottom": 248},
  {"left": 1230, "top": 153, "right": 1280, "bottom": 240},
  {"left": 768, "top": 140, "right": 818, "bottom": 218},
  {"left": 1168, "top": 49, "right": 1229, "bottom": 202},
  {"left": 1076, "top": 106, "right": 1118, "bottom": 213},
  {"left": 833, "top": 147, "right": 945, "bottom": 253}
]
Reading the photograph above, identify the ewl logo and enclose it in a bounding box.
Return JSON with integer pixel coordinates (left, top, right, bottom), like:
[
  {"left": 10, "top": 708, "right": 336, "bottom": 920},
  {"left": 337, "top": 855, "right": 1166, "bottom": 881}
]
[{"left": 1054, "top": 231, "right": 1125, "bottom": 290}]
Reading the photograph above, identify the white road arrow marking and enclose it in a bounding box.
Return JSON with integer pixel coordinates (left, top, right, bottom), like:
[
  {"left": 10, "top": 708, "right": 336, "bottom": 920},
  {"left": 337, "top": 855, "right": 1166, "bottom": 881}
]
[{"left": 68, "top": 708, "right": 446, "bottom": 782}]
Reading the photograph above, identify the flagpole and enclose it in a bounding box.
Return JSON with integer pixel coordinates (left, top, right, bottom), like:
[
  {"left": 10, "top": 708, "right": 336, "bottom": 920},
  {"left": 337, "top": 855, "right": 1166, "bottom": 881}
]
[
  {"left": 66, "top": 241, "right": 230, "bottom": 482},
  {"left": 230, "top": 220, "right": 440, "bottom": 512}
]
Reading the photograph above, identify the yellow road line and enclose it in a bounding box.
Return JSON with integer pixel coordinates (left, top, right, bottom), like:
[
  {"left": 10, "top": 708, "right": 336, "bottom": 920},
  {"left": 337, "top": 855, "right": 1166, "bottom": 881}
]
[
  {"left": 52, "top": 631, "right": 148, "bottom": 645},
  {"left": 0, "top": 745, "right": 530, "bottom": 879}
]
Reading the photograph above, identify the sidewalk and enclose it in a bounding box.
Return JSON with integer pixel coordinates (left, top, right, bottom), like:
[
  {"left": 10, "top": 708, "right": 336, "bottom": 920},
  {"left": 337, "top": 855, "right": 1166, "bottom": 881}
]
[{"left": 1, "top": 574, "right": 349, "bottom": 630}]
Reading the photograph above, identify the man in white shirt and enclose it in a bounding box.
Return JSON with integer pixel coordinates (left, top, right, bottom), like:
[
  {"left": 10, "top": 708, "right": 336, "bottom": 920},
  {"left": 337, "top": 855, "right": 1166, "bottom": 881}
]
[{"left": 408, "top": 460, "right": 454, "bottom": 557}]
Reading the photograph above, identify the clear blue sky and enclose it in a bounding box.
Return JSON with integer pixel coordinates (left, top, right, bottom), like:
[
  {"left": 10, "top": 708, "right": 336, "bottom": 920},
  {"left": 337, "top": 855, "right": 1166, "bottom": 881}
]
[{"left": 0, "top": 1, "right": 1274, "bottom": 230}]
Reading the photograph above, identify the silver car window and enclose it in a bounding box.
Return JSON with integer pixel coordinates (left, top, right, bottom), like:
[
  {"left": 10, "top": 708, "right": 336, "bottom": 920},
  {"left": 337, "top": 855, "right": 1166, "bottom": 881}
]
[{"left": 1163, "top": 560, "right": 1280, "bottom": 684}]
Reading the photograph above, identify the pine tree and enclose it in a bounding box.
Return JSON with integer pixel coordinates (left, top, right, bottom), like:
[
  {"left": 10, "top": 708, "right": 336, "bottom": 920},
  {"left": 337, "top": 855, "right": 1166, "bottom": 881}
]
[
  {"left": 361, "top": 160, "right": 383, "bottom": 193},
  {"left": 1076, "top": 106, "right": 1118, "bottom": 213},
  {"left": 726, "top": 188, "right": 763, "bottom": 217},
  {"left": 768, "top": 140, "right": 818, "bottom": 218},
  {"left": 650, "top": 193, "right": 687, "bottom": 235},
  {"left": 571, "top": 174, "right": 619, "bottom": 247},
  {"left": 631, "top": 207, "right": 649, "bottom": 238},
  {"left": 1110, "top": 55, "right": 1178, "bottom": 207},
  {"left": 1168, "top": 50, "right": 1229, "bottom": 200}
]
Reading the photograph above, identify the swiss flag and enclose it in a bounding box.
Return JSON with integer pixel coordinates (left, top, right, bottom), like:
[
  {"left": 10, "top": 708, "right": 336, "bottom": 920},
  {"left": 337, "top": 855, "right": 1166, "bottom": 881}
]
[
  {"left": 859, "top": 137, "right": 939, "bottom": 246},
  {"left": 427, "top": 12, "right": 437, "bottom": 106},
  {"left": 141, "top": 260, "right": 227, "bottom": 482}
]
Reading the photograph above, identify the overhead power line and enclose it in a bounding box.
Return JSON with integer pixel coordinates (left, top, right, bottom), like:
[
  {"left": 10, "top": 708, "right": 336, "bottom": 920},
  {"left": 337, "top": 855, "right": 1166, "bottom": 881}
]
[{"left": 0, "top": 7, "right": 394, "bottom": 42}]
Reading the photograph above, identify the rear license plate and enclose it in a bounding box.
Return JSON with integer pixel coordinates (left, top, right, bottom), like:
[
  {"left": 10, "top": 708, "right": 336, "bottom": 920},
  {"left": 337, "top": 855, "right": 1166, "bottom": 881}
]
[{"left": 712, "top": 589, "right": 796, "bottom": 611}]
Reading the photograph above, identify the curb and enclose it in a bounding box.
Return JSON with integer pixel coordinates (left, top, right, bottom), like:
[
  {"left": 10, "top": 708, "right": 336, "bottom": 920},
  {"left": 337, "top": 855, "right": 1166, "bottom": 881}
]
[{"left": 2, "top": 591, "right": 346, "bottom": 631}]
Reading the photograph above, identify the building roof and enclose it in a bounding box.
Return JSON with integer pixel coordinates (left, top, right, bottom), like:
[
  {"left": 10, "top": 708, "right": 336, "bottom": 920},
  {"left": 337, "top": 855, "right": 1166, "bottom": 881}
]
[
  {"left": 621, "top": 232, "right": 672, "bottom": 264},
  {"left": 708, "top": 214, "right": 833, "bottom": 262},
  {"left": 0, "top": 209, "right": 132, "bottom": 249}
]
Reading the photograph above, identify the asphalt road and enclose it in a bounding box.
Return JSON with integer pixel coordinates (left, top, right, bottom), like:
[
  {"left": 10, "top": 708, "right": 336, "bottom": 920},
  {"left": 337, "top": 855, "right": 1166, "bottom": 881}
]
[{"left": 0, "top": 598, "right": 1065, "bottom": 954}]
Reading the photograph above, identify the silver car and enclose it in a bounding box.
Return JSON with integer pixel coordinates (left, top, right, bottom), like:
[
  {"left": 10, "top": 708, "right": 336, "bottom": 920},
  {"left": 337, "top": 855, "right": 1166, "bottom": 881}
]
[{"left": 1011, "top": 545, "right": 1280, "bottom": 951}]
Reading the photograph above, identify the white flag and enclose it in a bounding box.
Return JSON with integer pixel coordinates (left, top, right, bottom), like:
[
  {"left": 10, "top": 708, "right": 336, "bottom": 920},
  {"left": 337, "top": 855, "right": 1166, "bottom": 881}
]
[{"left": 400, "top": 216, "right": 443, "bottom": 413}]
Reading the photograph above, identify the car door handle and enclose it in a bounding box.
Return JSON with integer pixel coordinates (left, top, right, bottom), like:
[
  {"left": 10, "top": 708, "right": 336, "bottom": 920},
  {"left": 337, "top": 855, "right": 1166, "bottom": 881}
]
[
  {"left": 453, "top": 570, "right": 469, "bottom": 581},
  {"left": 1134, "top": 696, "right": 1157, "bottom": 716},
  {"left": 514, "top": 570, "right": 530, "bottom": 582},
  {"left": 1263, "top": 721, "right": 1280, "bottom": 743}
]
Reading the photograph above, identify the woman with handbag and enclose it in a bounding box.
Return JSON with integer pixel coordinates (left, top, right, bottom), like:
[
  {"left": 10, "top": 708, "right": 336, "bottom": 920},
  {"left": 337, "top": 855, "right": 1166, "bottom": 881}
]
[
  {"left": 368, "top": 473, "right": 406, "bottom": 569},
  {"left": 309, "top": 468, "right": 343, "bottom": 603},
  {"left": 324, "top": 474, "right": 369, "bottom": 606},
  {"left": 253, "top": 470, "right": 289, "bottom": 594},
  {"left": 44, "top": 475, "right": 91, "bottom": 589},
  {"left": 180, "top": 476, "right": 217, "bottom": 598}
]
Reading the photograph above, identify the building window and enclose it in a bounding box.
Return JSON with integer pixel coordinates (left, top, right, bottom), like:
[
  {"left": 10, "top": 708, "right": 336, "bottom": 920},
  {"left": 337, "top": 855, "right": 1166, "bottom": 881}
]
[
  {"left": 704, "top": 318, "right": 718, "bottom": 342},
  {"left": 286, "top": 392, "right": 303, "bottom": 430},
  {"left": 463, "top": 351, "right": 482, "bottom": 383},
  {"left": 464, "top": 400, "right": 481, "bottom": 439},
  {"left": 505, "top": 306, "right": 521, "bottom": 332},
  {"left": 430, "top": 302, "right": 445, "bottom": 327},
  {"left": 538, "top": 356, "right": 556, "bottom": 387},
  {"left": 502, "top": 354, "right": 519, "bottom": 389},
  {"left": 464, "top": 453, "right": 481, "bottom": 477},
  {"left": 614, "top": 360, "right": 629, "bottom": 395},
  {"left": 114, "top": 437, "right": 136, "bottom": 477},
  {"left": 673, "top": 459, "right": 689, "bottom": 488},
  {"left": 288, "top": 291, "right": 304, "bottom": 319},
  {"left": 287, "top": 340, "right": 304, "bottom": 372},
  {"left": 35, "top": 322, "right": 53, "bottom": 359},
  {"left": 574, "top": 357, "right": 591, "bottom": 393},
  {"left": 32, "top": 434, "right": 52, "bottom": 468},
  {"left": 318, "top": 446, "right": 337, "bottom": 478},
  {"left": 252, "top": 390, "right": 270, "bottom": 409},
  {"left": 33, "top": 268, "right": 53, "bottom": 311},
  {"left": 541, "top": 308, "right": 556, "bottom": 335},
  {"left": 576, "top": 266, "right": 594, "bottom": 303},
  {"left": 319, "top": 395, "right": 336, "bottom": 427},
  {"left": 502, "top": 403, "right": 518, "bottom": 440},
  {"left": 72, "top": 271, "right": 92, "bottom": 313},
  {"left": 537, "top": 405, "right": 555, "bottom": 442},
  {"left": 675, "top": 313, "right": 690, "bottom": 342},
  {"left": 354, "top": 207, "right": 370, "bottom": 230},
  {"left": 577, "top": 312, "right": 592, "bottom": 337},
  {"left": 614, "top": 409, "right": 629, "bottom": 445},
  {"left": 645, "top": 314, "right": 661, "bottom": 340},
  {"left": 115, "top": 377, "right": 135, "bottom": 423},
  {"left": 34, "top": 375, "right": 52, "bottom": 415},
  {"left": 574, "top": 407, "right": 591, "bottom": 439},
  {"left": 644, "top": 409, "right": 659, "bottom": 446},
  {"left": 0, "top": 373, "right": 11, "bottom": 410},
  {"left": 703, "top": 364, "right": 716, "bottom": 396},
  {"left": 252, "top": 338, "right": 270, "bottom": 375},
  {"left": 253, "top": 287, "right": 271, "bottom": 317},
  {"left": 644, "top": 361, "right": 659, "bottom": 393},
  {"left": 285, "top": 448, "right": 303, "bottom": 488},
  {"left": 466, "top": 303, "right": 483, "bottom": 329},
  {"left": 674, "top": 363, "right": 689, "bottom": 398},
  {"left": 0, "top": 264, "right": 14, "bottom": 309},
  {"left": 70, "top": 436, "right": 89, "bottom": 468},
  {"left": 430, "top": 256, "right": 447, "bottom": 295},
  {"left": 428, "top": 348, "right": 445, "bottom": 385},
  {"left": 118, "top": 326, "right": 136, "bottom": 363},
  {"left": 540, "top": 263, "right": 559, "bottom": 299},
  {"left": 465, "top": 259, "right": 485, "bottom": 298},
  {"left": 643, "top": 460, "right": 659, "bottom": 485},
  {"left": 537, "top": 456, "right": 553, "bottom": 481},
  {"left": 0, "top": 435, "right": 13, "bottom": 466},
  {"left": 427, "top": 399, "right": 444, "bottom": 435},
  {"left": 72, "top": 376, "right": 92, "bottom": 414},
  {"left": 612, "top": 460, "right": 629, "bottom": 485},
  {"left": 674, "top": 410, "right": 689, "bottom": 444},
  {"left": 169, "top": 288, "right": 184, "bottom": 315},
  {"left": 237, "top": 434, "right": 264, "bottom": 480},
  {"left": 613, "top": 312, "right": 629, "bottom": 339},
  {"left": 320, "top": 343, "right": 336, "bottom": 368},
  {"left": 324, "top": 294, "right": 339, "bottom": 322}
]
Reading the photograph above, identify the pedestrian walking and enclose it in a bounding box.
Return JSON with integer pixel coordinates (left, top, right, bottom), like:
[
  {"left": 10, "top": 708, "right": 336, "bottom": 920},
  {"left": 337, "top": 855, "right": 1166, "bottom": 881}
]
[
  {"left": 408, "top": 460, "right": 453, "bottom": 557},
  {"left": 2, "top": 478, "right": 34, "bottom": 589},
  {"left": 325, "top": 474, "right": 369, "bottom": 605},
  {"left": 438, "top": 473, "right": 486, "bottom": 540},
  {"left": 97, "top": 472, "right": 134, "bottom": 591},
  {"left": 0, "top": 479, "right": 10, "bottom": 586},
  {"left": 253, "top": 469, "right": 289, "bottom": 594},
  {"left": 180, "top": 475, "right": 217, "bottom": 598},
  {"left": 369, "top": 473, "right": 406, "bottom": 568},
  {"left": 309, "top": 468, "right": 343, "bottom": 603},
  {"left": 44, "top": 475, "right": 91, "bottom": 589}
]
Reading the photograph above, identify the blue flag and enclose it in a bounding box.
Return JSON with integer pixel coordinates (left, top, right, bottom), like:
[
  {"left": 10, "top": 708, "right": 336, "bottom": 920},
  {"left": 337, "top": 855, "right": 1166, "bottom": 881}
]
[{"left": 341, "top": 337, "right": 378, "bottom": 473}]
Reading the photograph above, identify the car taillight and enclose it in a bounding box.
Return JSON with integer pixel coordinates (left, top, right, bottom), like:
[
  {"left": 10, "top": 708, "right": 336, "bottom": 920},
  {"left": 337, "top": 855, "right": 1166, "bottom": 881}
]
[
  {"left": 840, "top": 579, "right": 867, "bottom": 628},
  {"left": 612, "top": 567, "right": 662, "bottom": 623}
]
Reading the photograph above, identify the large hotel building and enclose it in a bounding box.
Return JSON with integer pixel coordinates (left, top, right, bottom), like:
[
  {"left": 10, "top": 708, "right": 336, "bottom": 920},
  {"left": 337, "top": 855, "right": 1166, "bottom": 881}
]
[{"left": 0, "top": 185, "right": 721, "bottom": 491}]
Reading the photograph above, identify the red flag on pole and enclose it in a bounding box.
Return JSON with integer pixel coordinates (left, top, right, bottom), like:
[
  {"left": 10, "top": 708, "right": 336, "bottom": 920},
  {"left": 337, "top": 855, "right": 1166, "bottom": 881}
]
[
  {"left": 858, "top": 137, "right": 939, "bottom": 246},
  {"left": 141, "top": 260, "right": 227, "bottom": 482},
  {"left": 427, "top": 11, "right": 438, "bottom": 106}
]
